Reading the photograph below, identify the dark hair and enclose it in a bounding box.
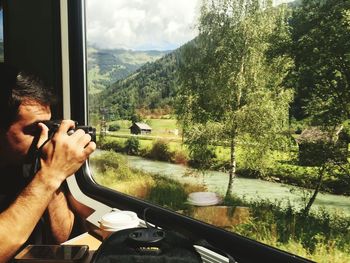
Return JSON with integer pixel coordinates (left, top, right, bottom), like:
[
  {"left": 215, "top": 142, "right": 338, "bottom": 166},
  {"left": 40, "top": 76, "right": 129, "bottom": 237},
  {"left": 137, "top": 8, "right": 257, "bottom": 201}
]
[{"left": 0, "top": 63, "right": 55, "bottom": 129}]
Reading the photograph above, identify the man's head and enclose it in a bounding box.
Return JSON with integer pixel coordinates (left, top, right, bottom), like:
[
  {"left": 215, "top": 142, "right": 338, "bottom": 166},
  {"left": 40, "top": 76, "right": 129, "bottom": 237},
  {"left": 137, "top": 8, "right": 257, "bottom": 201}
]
[{"left": 0, "top": 63, "right": 55, "bottom": 164}]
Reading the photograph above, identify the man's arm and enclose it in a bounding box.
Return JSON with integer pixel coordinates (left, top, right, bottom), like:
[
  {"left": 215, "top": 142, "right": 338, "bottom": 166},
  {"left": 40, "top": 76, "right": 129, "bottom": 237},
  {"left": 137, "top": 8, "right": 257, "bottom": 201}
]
[
  {"left": 46, "top": 188, "right": 75, "bottom": 244},
  {"left": 0, "top": 120, "right": 95, "bottom": 262},
  {"left": 0, "top": 169, "right": 65, "bottom": 261}
]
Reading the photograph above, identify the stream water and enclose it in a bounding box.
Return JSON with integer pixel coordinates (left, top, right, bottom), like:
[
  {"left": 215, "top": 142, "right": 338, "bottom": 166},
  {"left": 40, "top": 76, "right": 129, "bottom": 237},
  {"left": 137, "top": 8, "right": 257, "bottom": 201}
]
[{"left": 125, "top": 155, "right": 350, "bottom": 216}]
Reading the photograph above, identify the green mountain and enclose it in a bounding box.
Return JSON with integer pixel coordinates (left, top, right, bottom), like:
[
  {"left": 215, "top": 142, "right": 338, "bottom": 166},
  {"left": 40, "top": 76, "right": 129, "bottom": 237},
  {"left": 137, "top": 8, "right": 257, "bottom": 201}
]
[
  {"left": 87, "top": 46, "right": 169, "bottom": 94},
  {"left": 93, "top": 49, "right": 181, "bottom": 119}
]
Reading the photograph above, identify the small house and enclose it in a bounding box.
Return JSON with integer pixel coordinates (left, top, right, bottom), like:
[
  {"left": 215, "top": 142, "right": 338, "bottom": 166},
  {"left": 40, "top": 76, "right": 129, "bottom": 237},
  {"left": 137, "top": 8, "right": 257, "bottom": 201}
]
[
  {"left": 296, "top": 126, "right": 350, "bottom": 166},
  {"left": 130, "top": 122, "right": 152, "bottom": 135}
]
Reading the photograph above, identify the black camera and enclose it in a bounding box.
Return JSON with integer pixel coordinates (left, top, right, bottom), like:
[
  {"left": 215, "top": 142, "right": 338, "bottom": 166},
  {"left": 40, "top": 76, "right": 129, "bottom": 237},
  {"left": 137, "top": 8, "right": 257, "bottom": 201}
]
[{"left": 42, "top": 120, "right": 96, "bottom": 143}]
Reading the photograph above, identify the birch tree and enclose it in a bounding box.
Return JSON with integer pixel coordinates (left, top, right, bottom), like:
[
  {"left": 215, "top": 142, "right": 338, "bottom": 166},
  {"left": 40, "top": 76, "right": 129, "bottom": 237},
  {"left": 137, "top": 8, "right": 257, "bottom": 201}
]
[{"left": 176, "top": 0, "right": 293, "bottom": 197}]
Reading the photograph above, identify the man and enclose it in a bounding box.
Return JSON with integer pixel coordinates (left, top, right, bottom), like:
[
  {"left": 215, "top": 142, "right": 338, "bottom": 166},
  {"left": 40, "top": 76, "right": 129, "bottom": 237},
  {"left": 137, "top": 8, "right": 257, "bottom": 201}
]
[{"left": 0, "top": 63, "right": 96, "bottom": 261}]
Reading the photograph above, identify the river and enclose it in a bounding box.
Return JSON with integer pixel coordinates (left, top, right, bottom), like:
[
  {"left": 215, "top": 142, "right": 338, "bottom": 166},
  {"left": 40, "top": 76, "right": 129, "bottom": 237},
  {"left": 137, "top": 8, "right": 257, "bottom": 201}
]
[{"left": 125, "top": 155, "right": 350, "bottom": 216}]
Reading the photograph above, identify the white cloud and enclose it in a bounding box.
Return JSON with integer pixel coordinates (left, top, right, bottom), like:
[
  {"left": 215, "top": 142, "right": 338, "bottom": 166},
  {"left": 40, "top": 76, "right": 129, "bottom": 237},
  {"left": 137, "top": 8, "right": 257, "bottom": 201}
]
[
  {"left": 86, "top": 0, "right": 296, "bottom": 50},
  {"left": 86, "top": 0, "right": 201, "bottom": 51}
]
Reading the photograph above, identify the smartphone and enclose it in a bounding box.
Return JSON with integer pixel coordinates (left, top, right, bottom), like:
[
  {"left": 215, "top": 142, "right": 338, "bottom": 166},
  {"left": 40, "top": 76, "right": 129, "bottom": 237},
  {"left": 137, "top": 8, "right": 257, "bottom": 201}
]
[{"left": 14, "top": 245, "right": 89, "bottom": 263}]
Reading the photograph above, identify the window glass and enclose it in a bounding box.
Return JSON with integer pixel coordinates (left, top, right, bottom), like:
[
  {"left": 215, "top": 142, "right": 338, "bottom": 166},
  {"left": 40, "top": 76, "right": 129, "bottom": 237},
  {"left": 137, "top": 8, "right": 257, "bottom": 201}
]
[{"left": 86, "top": 1, "right": 350, "bottom": 262}]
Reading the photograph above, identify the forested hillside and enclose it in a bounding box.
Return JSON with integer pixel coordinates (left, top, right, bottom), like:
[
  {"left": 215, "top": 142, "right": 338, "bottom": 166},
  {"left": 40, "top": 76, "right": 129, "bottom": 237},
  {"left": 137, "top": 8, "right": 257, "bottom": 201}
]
[
  {"left": 91, "top": 50, "right": 181, "bottom": 119},
  {"left": 87, "top": 46, "right": 169, "bottom": 94}
]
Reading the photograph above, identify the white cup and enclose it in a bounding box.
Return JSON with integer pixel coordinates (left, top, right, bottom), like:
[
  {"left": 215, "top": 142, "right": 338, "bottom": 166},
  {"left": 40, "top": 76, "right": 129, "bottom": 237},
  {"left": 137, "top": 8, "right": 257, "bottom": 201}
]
[{"left": 99, "top": 210, "right": 140, "bottom": 239}]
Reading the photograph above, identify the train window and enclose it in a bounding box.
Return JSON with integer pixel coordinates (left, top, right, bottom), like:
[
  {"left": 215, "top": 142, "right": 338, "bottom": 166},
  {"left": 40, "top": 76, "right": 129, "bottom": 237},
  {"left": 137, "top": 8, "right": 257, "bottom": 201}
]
[{"left": 85, "top": 0, "right": 350, "bottom": 262}]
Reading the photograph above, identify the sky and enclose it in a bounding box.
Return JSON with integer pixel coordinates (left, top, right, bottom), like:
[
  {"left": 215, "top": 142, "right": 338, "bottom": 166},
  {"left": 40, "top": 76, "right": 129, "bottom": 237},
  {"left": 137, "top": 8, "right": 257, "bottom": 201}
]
[{"left": 86, "top": 0, "right": 294, "bottom": 51}]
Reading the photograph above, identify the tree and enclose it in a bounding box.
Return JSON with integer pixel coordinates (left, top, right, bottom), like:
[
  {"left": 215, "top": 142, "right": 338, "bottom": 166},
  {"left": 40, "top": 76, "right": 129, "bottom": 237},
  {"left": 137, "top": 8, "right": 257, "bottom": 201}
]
[
  {"left": 176, "top": 0, "right": 293, "bottom": 197},
  {"left": 124, "top": 137, "right": 140, "bottom": 155},
  {"left": 291, "top": 0, "right": 350, "bottom": 125},
  {"left": 289, "top": 0, "right": 350, "bottom": 214},
  {"left": 130, "top": 113, "right": 142, "bottom": 124}
]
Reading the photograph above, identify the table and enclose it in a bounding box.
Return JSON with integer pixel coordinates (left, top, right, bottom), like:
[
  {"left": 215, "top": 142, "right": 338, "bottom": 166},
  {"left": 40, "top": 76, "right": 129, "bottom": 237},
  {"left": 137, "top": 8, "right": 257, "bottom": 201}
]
[{"left": 63, "top": 232, "right": 102, "bottom": 262}]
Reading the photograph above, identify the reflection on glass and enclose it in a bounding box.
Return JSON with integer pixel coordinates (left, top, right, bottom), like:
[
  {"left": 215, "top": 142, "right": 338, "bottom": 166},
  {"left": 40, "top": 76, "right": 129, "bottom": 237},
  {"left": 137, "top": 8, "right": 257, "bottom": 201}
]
[{"left": 86, "top": 1, "right": 350, "bottom": 262}]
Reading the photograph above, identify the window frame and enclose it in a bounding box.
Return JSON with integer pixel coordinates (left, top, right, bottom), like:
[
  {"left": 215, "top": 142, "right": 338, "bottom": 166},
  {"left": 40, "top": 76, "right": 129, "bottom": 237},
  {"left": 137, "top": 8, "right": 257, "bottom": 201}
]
[{"left": 66, "top": 1, "right": 313, "bottom": 262}]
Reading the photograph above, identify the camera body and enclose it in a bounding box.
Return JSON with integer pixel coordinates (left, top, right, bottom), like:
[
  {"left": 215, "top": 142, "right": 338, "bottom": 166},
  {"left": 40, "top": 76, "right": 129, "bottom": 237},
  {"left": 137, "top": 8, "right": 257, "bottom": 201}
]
[{"left": 42, "top": 120, "right": 96, "bottom": 143}]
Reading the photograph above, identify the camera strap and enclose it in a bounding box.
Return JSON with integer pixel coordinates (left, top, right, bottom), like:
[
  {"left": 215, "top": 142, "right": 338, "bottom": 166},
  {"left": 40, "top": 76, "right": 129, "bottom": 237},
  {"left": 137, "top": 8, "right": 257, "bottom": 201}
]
[{"left": 31, "top": 131, "right": 56, "bottom": 176}]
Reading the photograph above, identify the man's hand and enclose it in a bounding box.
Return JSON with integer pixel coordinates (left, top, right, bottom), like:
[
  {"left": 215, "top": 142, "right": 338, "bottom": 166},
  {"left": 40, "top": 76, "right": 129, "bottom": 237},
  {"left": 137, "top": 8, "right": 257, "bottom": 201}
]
[{"left": 37, "top": 120, "right": 96, "bottom": 189}]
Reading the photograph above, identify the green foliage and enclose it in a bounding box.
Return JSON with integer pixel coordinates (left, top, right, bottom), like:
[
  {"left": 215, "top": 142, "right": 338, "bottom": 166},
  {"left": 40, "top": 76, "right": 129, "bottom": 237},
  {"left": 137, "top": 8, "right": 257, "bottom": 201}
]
[
  {"left": 173, "top": 150, "right": 189, "bottom": 165},
  {"left": 90, "top": 151, "right": 133, "bottom": 182},
  {"left": 176, "top": 0, "right": 294, "bottom": 195},
  {"left": 230, "top": 198, "right": 350, "bottom": 261},
  {"left": 108, "top": 123, "right": 121, "bottom": 132},
  {"left": 90, "top": 150, "right": 120, "bottom": 172},
  {"left": 290, "top": 0, "right": 350, "bottom": 125},
  {"left": 124, "top": 137, "right": 140, "bottom": 155},
  {"left": 87, "top": 47, "right": 168, "bottom": 121},
  {"left": 298, "top": 142, "right": 347, "bottom": 167},
  {"left": 147, "top": 176, "right": 189, "bottom": 210},
  {"left": 130, "top": 113, "right": 142, "bottom": 124},
  {"left": 98, "top": 137, "right": 124, "bottom": 152},
  {"left": 87, "top": 46, "right": 167, "bottom": 92},
  {"left": 184, "top": 122, "right": 221, "bottom": 170},
  {"left": 95, "top": 51, "right": 179, "bottom": 120},
  {"left": 147, "top": 140, "right": 174, "bottom": 162},
  {"left": 90, "top": 151, "right": 197, "bottom": 211}
]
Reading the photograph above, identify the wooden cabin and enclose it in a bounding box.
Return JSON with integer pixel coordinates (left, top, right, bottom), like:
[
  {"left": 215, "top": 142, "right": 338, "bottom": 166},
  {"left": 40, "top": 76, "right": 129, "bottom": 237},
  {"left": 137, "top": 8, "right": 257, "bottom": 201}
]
[{"left": 130, "top": 122, "right": 152, "bottom": 135}]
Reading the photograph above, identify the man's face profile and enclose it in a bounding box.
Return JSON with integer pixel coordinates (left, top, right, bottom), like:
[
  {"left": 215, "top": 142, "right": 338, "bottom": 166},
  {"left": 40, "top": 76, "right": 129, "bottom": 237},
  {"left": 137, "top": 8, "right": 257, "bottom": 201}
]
[{"left": 0, "top": 101, "right": 51, "bottom": 165}]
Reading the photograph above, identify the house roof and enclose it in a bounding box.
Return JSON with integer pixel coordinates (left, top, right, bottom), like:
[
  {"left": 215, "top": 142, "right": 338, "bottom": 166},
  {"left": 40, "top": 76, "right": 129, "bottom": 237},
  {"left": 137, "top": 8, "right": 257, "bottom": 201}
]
[
  {"left": 130, "top": 122, "right": 152, "bottom": 130},
  {"left": 296, "top": 126, "right": 343, "bottom": 144}
]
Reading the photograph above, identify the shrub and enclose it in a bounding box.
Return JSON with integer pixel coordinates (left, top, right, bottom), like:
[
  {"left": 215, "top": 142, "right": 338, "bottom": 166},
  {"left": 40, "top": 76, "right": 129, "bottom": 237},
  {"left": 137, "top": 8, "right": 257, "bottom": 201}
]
[
  {"left": 147, "top": 140, "right": 173, "bottom": 162},
  {"left": 90, "top": 150, "right": 120, "bottom": 173},
  {"left": 173, "top": 150, "right": 189, "bottom": 165},
  {"left": 90, "top": 151, "right": 148, "bottom": 186},
  {"left": 124, "top": 136, "right": 140, "bottom": 155},
  {"left": 108, "top": 123, "right": 121, "bottom": 132},
  {"left": 98, "top": 138, "right": 124, "bottom": 152},
  {"left": 188, "top": 147, "right": 216, "bottom": 170},
  {"left": 147, "top": 176, "right": 189, "bottom": 211}
]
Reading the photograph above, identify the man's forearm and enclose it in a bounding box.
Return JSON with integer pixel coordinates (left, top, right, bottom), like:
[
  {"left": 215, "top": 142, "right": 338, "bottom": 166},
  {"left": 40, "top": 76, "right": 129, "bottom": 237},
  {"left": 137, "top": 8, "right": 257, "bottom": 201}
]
[
  {"left": 0, "top": 170, "right": 58, "bottom": 262},
  {"left": 46, "top": 188, "right": 74, "bottom": 244}
]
